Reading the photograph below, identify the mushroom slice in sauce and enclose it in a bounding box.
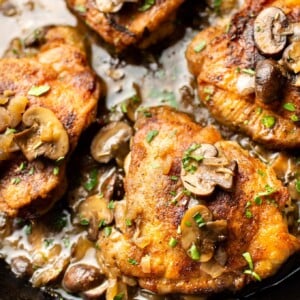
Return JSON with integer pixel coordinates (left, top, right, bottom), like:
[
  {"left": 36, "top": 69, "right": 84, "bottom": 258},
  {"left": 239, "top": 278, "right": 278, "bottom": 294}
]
[
  {"left": 181, "top": 144, "right": 236, "bottom": 196},
  {"left": 62, "top": 263, "right": 104, "bottom": 293},
  {"left": 14, "top": 106, "right": 69, "bottom": 161},
  {"left": 255, "top": 59, "right": 286, "bottom": 104},
  {"left": 283, "top": 41, "right": 300, "bottom": 74},
  {"left": 91, "top": 121, "right": 133, "bottom": 165},
  {"left": 254, "top": 7, "right": 288, "bottom": 56},
  {"left": 180, "top": 204, "right": 227, "bottom": 262}
]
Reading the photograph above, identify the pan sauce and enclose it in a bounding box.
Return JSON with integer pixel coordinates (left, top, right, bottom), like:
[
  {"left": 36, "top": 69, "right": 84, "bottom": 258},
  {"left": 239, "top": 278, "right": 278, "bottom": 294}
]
[{"left": 0, "top": 0, "right": 300, "bottom": 299}]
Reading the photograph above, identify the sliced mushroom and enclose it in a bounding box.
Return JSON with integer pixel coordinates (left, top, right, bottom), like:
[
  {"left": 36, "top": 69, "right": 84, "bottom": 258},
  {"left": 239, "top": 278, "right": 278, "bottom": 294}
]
[
  {"left": 95, "top": 0, "right": 138, "bottom": 13},
  {"left": 283, "top": 41, "right": 300, "bottom": 74},
  {"left": 91, "top": 121, "right": 133, "bottom": 165},
  {"left": 181, "top": 144, "right": 236, "bottom": 196},
  {"left": 180, "top": 204, "right": 227, "bottom": 262},
  {"left": 255, "top": 59, "right": 286, "bottom": 103},
  {"left": 14, "top": 106, "right": 69, "bottom": 161},
  {"left": 78, "top": 194, "right": 114, "bottom": 240},
  {"left": 62, "top": 263, "right": 104, "bottom": 293},
  {"left": 254, "top": 7, "right": 288, "bottom": 55}
]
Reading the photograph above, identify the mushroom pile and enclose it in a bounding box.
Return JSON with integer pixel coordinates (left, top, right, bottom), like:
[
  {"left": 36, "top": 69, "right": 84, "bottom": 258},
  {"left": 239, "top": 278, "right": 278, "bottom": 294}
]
[
  {"left": 179, "top": 143, "right": 236, "bottom": 263},
  {"left": 253, "top": 6, "right": 300, "bottom": 103}
]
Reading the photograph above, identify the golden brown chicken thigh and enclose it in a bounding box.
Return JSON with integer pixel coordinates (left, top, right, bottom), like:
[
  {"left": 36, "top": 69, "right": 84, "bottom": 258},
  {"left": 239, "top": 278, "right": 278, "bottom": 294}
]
[
  {"left": 66, "top": 0, "right": 185, "bottom": 51},
  {"left": 97, "top": 106, "right": 300, "bottom": 295},
  {"left": 0, "top": 26, "right": 100, "bottom": 216},
  {"left": 186, "top": 0, "right": 300, "bottom": 149}
]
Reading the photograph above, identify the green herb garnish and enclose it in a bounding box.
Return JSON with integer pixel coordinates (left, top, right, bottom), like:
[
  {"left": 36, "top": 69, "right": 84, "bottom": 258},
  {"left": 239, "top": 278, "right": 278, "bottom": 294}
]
[
  {"left": 194, "top": 41, "right": 206, "bottom": 53},
  {"left": 84, "top": 169, "right": 98, "bottom": 191},
  {"left": 188, "top": 244, "right": 201, "bottom": 261},
  {"left": 283, "top": 103, "right": 296, "bottom": 112},
  {"left": 28, "top": 85, "right": 50, "bottom": 96},
  {"left": 146, "top": 130, "right": 159, "bottom": 143},
  {"left": 138, "top": 0, "right": 155, "bottom": 11},
  {"left": 261, "top": 115, "right": 276, "bottom": 128},
  {"left": 169, "top": 237, "right": 178, "bottom": 248},
  {"left": 128, "top": 258, "right": 138, "bottom": 265}
]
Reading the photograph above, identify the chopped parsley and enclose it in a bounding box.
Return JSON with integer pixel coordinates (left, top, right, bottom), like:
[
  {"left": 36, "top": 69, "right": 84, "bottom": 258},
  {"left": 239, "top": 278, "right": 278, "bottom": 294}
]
[
  {"left": 53, "top": 166, "right": 59, "bottom": 176},
  {"left": 11, "top": 177, "right": 21, "bottom": 185},
  {"left": 75, "top": 4, "right": 86, "bottom": 13},
  {"left": 169, "top": 237, "right": 178, "bottom": 248},
  {"left": 213, "top": 0, "right": 222, "bottom": 14},
  {"left": 291, "top": 114, "right": 299, "bottom": 122},
  {"left": 245, "top": 209, "right": 253, "bottom": 218},
  {"left": 188, "top": 244, "right": 201, "bottom": 261},
  {"left": 138, "top": 0, "right": 155, "bottom": 12},
  {"left": 242, "top": 252, "right": 261, "bottom": 281},
  {"left": 5, "top": 128, "right": 16, "bottom": 135},
  {"left": 128, "top": 258, "right": 138, "bottom": 265},
  {"left": 24, "top": 224, "right": 32, "bottom": 235},
  {"left": 44, "top": 238, "right": 54, "bottom": 248},
  {"left": 84, "top": 169, "right": 98, "bottom": 191},
  {"left": 19, "top": 162, "right": 27, "bottom": 171},
  {"left": 107, "top": 200, "right": 115, "bottom": 210},
  {"left": 104, "top": 226, "right": 112, "bottom": 237},
  {"left": 261, "top": 115, "right": 276, "bottom": 128},
  {"left": 146, "top": 130, "right": 159, "bottom": 143},
  {"left": 28, "top": 85, "right": 50, "bottom": 96},
  {"left": 114, "top": 293, "right": 125, "bottom": 300},
  {"left": 53, "top": 214, "right": 67, "bottom": 231},
  {"left": 194, "top": 41, "right": 206, "bottom": 53},
  {"left": 125, "top": 219, "right": 132, "bottom": 226},
  {"left": 241, "top": 68, "right": 255, "bottom": 76},
  {"left": 98, "top": 219, "right": 106, "bottom": 228},
  {"left": 193, "top": 212, "right": 206, "bottom": 228},
  {"left": 170, "top": 175, "right": 178, "bottom": 181},
  {"left": 182, "top": 144, "right": 203, "bottom": 173},
  {"left": 80, "top": 218, "right": 89, "bottom": 226},
  {"left": 283, "top": 103, "right": 296, "bottom": 112}
]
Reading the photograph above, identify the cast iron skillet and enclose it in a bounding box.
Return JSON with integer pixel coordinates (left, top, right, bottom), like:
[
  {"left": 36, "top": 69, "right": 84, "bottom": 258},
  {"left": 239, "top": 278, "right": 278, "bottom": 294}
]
[{"left": 0, "top": 254, "right": 300, "bottom": 300}]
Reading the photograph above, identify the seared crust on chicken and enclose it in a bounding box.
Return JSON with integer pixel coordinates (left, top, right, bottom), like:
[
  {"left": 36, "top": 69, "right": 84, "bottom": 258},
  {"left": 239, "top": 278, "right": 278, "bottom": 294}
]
[
  {"left": 186, "top": 0, "right": 300, "bottom": 149},
  {"left": 66, "top": 0, "right": 184, "bottom": 51},
  {"left": 97, "top": 106, "right": 299, "bottom": 295},
  {"left": 0, "top": 26, "right": 100, "bottom": 216}
]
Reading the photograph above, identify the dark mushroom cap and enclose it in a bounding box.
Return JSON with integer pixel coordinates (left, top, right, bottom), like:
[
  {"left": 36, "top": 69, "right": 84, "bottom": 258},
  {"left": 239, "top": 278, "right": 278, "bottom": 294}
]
[
  {"left": 255, "top": 59, "right": 286, "bottom": 104},
  {"left": 254, "top": 7, "right": 288, "bottom": 56}
]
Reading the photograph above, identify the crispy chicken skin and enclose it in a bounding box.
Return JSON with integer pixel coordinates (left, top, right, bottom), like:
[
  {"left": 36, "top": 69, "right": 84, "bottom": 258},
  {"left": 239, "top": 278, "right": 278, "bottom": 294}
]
[
  {"left": 0, "top": 26, "right": 100, "bottom": 216},
  {"left": 186, "top": 0, "right": 300, "bottom": 149},
  {"left": 66, "top": 0, "right": 184, "bottom": 51},
  {"left": 97, "top": 106, "right": 300, "bottom": 295}
]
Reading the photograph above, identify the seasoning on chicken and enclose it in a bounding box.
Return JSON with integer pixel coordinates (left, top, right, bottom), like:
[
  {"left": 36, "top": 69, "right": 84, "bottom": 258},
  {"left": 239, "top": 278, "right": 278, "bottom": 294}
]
[
  {"left": 186, "top": 0, "right": 300, "bottom": 149},
  {"left": 97, "top": 106, "right": 300, "bottom": 295},
  {"left": 0, "top": 26, "right": 100, "bottom": 216},
  {"left": 66, "top": 0, "right": 185, "bottom": 51}
]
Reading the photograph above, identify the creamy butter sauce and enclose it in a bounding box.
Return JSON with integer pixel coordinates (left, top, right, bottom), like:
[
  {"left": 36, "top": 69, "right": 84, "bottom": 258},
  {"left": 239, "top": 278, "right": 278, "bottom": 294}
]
[{"left": 0, "top": 0, "right": 300, "bottom": 299}]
